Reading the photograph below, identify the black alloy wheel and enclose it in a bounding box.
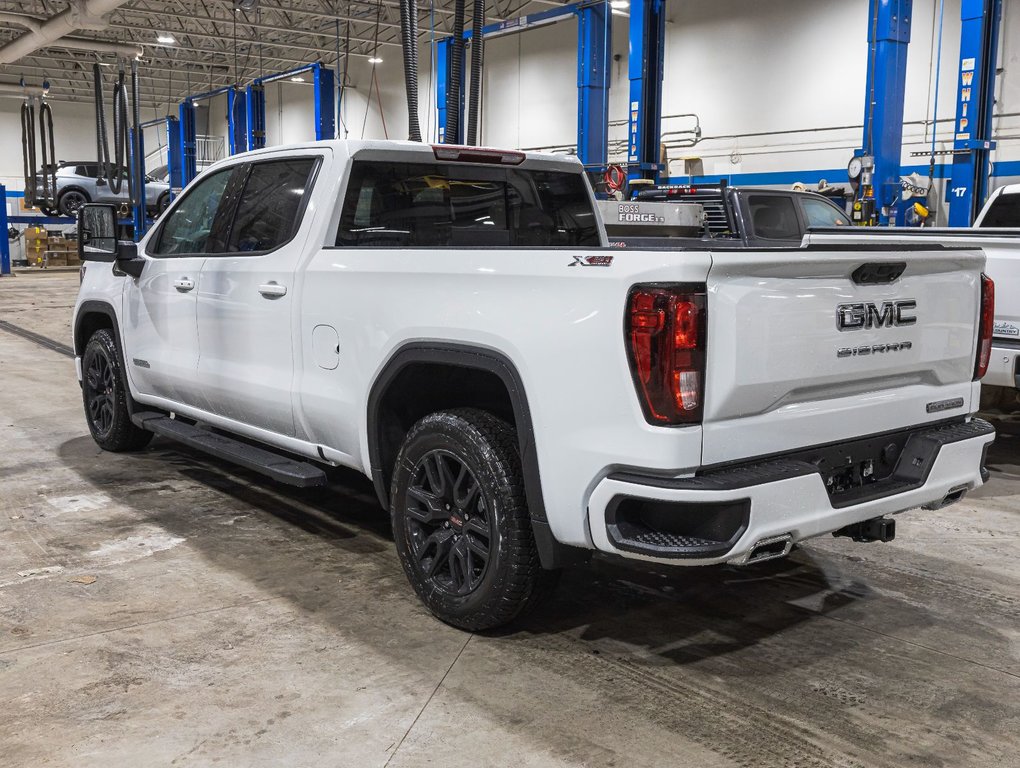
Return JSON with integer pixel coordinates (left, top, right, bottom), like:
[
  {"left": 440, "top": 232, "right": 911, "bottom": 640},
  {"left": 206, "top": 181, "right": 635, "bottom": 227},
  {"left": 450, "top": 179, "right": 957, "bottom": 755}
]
[
  {"left": 80, "top": 328, "right": 153, "bottom": 452},
  {"left": 405, "top": 449, "right": 493, "bottom": 596},
  {"left": 84, "top": 346, "right": 116, "bottom": 439},
  {"left": 390, "top": 408, "right": 558, "bottom": 631}
]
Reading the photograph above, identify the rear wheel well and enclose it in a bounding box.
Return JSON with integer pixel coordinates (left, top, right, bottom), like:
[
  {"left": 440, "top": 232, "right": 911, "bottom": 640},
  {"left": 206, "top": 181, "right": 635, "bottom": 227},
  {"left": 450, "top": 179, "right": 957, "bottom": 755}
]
[{"left": 374, "top": 362, "right": 515, "bottom": 500}]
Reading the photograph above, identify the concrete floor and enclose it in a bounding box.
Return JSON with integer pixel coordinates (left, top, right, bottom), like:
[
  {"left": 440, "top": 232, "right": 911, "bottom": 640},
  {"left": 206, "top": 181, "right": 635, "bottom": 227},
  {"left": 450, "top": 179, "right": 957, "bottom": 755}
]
[{"left": 1, "top": 270, "right": 1018, "bottom": 768}]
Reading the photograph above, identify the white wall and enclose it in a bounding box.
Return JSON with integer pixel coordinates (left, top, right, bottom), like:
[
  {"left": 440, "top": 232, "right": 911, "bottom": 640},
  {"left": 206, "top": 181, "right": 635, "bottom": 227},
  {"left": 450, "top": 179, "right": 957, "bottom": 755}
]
[{"left": 0, "top": 99, "right": 97, "bottom": 192}]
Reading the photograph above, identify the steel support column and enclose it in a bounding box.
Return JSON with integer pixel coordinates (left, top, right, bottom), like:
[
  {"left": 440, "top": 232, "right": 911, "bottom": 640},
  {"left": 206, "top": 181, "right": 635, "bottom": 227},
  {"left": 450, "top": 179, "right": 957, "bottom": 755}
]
[
  {"left": 227, "top": 87, "right": 248, "bottom": 154},
  {"left": 861, "top": 0, "right": 913, "bottom": 226},
  {"left": 948, "top": 0, "right": 1002, "bottom": 226},
  {"left": 627, "top": 0, "right": 666, "bottom": 184},
  {"left": 577, "top": 0, "right": 611, "bottom": 172},
  {"left": 179, "top": 100, "right": 197, "bottom": 186}
]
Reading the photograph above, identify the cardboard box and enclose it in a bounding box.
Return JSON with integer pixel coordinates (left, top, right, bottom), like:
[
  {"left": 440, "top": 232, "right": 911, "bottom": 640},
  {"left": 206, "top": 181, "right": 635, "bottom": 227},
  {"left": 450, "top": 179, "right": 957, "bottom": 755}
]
[
  {"left": 44, "top": 252, "right": 68, "bottom": 267},
  {"left": 23, "top": 227, "right": 47, "bottom": 242}
]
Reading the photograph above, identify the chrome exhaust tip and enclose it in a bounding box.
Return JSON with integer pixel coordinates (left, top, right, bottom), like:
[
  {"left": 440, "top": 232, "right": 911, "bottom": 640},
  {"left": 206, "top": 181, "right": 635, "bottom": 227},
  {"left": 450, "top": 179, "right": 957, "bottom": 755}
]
[{"left": 729, "top": 533, "right": 794, "bottom": 566}]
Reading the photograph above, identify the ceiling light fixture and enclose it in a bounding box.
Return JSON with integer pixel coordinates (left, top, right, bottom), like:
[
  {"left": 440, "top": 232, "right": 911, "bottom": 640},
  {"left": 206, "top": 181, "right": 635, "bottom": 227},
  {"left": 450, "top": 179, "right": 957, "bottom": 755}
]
[
  {"left": 609, "top": 0, "right": 629, "bottom": 8},
  {"left": 368, "top": 56, "right": 383, "bottom": 64},
  {"left": 156, "top": 34, "right": 176, "bottom": 44},
  {"left": 290, "top": 76, "right": 305, "bottom": 82}
]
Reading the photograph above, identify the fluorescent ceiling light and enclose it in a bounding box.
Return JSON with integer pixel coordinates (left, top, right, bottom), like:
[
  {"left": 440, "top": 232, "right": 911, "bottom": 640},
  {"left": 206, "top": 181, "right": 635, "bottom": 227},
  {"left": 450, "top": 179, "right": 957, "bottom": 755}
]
[
  {"left": 368, "top": 56, "right": 383, "bottom": 64},
  {"left": 289, "top": 76, "right": 305, "bottom": 82},
  {"left": 609, "top": 0, "right": 628, "bottom": 8},
  {"left": 156, "top": 34, "right": 176, "bottom": 44}
]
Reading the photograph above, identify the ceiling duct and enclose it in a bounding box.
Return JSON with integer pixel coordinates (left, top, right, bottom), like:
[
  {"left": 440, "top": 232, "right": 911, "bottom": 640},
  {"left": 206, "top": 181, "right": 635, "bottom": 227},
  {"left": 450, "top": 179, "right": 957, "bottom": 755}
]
[
  {"left": 0, "top": 80, "right": 46, "bottom": 98},
  {"left": 0, "top": 0, "right": 140, "bottom": 65}
]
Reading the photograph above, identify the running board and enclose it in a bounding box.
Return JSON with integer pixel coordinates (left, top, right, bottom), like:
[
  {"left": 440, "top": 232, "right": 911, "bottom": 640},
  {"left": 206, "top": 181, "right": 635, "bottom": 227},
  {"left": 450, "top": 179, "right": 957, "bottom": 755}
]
[{"left": 131, "top": 412, "right": 328, "bottom": 488}]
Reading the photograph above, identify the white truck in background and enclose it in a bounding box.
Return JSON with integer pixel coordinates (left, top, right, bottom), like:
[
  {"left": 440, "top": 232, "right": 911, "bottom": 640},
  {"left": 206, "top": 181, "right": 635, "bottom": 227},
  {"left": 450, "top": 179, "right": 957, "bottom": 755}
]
[{"left": 71, "top": 140, "right": 996, "bottom": 630}]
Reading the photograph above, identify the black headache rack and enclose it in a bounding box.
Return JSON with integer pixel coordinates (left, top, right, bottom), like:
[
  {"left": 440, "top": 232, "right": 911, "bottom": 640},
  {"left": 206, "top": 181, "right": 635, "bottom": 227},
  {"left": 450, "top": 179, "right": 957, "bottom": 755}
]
[
  {"left": 633, "top": 181, "right": 736, "bottom": 236},
  {"left": 604, "top": 418, "right": 994, "bottom": 560}
]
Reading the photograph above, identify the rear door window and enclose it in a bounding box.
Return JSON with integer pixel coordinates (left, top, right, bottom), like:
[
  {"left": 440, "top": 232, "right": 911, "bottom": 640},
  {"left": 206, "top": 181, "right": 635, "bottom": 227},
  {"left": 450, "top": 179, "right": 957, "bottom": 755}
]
[
  {"left": 336, "top": 161, "right": 599, "bottom": 247},
  {"left": 748, "top": 195, "right": 802, "bottom": 240},
  {"left": 979, "top": 193, "right": 1020, "bottom": 227},
  {"left": 225, "top": 158, "right": 318, "bottom": 253}
]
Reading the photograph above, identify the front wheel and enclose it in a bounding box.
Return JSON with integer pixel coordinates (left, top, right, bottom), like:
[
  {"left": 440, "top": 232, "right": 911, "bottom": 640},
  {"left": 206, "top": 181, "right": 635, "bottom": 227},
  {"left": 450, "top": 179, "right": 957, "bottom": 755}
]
[
  {"left": 390, "top": 408, "right": 557, "bottom": 631},
  {"left": 81, "top": 328, "right": 153, "bottom": 452}
]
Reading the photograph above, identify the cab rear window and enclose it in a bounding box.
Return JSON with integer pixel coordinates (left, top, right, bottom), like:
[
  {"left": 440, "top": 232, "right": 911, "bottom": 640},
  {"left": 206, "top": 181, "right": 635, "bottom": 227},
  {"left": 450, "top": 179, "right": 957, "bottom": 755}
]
[{"left": 336, "top": 161, "right": 600, "bottom": 248}]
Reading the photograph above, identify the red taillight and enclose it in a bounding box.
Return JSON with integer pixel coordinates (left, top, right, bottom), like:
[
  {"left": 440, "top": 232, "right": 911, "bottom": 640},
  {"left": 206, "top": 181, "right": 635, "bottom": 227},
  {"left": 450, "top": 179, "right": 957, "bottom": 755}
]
[
  {"left": 626, "top": 285, "right": 707, "bottom": 425},
  {"left": 975, "top": 273, "right": 994, "bottom": 380},
  {"left": 431, "top": 145, "right": 526, "bottom": 165}
]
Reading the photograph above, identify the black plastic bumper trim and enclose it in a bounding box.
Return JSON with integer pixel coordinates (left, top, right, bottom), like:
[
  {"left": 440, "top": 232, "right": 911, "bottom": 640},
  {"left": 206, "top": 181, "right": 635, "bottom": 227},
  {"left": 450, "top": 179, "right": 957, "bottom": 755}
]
[
  {"left": 605, "top": 496, "right": 750, "bottom": 560},
  {"left": 609, "top": 418, "right": 995, "bottom": 509}
]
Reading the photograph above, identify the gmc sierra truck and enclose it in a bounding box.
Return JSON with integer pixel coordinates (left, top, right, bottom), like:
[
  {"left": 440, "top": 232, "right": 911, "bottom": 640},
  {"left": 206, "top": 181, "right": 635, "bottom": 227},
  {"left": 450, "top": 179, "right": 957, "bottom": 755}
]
[{"left": 73, "top": 140, "right": 995, "bottom": 630}]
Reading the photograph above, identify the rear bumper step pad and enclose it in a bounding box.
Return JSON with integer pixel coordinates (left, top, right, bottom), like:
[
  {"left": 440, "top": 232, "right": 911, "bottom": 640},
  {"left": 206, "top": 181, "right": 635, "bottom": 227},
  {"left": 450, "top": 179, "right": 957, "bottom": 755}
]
[{"left": 132, "top": 412, "right": 327, "bottom": 488}]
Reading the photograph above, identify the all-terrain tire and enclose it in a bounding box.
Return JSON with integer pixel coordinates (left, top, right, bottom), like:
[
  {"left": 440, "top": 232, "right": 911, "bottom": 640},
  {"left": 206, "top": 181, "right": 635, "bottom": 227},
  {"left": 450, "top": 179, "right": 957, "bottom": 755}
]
[
  {"left": 81, "top": 328, "right": 153, "bottom": 452},
  {"left": 390, "top": 408, "right": 558, "bottom": 631}
]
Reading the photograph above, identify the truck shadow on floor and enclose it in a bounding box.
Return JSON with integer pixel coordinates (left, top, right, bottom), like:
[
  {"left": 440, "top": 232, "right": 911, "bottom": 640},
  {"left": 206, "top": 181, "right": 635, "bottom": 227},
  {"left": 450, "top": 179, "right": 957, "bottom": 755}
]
[{"left": 56, "top": 434, "right": 937, "bottom": 662}]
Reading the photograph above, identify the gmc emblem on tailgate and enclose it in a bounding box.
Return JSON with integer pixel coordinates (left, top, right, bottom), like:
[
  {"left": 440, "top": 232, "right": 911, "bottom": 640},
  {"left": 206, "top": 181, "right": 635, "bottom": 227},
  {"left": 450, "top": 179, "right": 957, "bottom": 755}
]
[{"left": 836, "top": 300, "right": 917, "bottom": 331}]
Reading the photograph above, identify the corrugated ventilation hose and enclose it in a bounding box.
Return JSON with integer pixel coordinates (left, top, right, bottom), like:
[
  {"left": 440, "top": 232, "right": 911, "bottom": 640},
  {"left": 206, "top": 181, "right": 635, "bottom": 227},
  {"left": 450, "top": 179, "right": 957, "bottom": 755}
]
[
  {"left": 110, "top": 67, "right": 129, "bottom": 196},
  {"left": 38, "top": 102, "right": 55, "bottom": 204},
  {"left": 93, "top": 64, "right": 110, "bottom": 189},
  {"left": 466, "top": 0, "right": 484, "bottom": 146},
  {"left": 20, "top": 100, "right": 36, "bottom": 207},
  {"left": 400, "top": 0, "right": 422, "bottom": 141},
  {"left": 445, "top": 0, "right": 465, "bottom": 144}
]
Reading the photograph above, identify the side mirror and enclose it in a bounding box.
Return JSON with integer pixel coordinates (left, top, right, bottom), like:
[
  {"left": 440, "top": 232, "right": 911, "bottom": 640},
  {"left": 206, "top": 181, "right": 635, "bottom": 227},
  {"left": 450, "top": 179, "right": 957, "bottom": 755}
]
[
  {"left": 77, "top": 203, "right": 145, "bottom": 277},
  {"left": 78, "top": 204, "right": 117, "bottom": 262}
]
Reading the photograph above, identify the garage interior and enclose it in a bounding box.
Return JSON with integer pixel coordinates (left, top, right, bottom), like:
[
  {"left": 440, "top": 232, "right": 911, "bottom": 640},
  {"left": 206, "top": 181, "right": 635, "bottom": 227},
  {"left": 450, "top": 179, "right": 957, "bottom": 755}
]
[{"left": 2, "top": 1, "right": 1020, "bottom": 766}]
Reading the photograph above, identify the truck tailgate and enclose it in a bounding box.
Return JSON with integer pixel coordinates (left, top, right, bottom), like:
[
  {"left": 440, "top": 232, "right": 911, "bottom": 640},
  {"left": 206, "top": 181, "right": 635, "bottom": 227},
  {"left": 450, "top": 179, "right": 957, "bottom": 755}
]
[{"left": 702, "top": 247, "right": 983, "bottom": 465}]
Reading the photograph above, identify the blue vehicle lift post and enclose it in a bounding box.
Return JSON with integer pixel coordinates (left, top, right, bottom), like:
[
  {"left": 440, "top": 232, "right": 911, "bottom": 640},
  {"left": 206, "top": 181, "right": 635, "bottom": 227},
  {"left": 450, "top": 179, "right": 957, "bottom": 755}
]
[
  {"left": 576, "top": 0, "right": 611, "bottom": 174},
  {"left": 227, "top": 87, "right": 248, "bottom": 156},
  {"left": 129, "top": 126, "right": 147, "bottom": 237},
  {"left": 859, "top": 0, "right": 913, "bottom": 226},
  {"left": 246, "top": 63, "right": 336, "bottom": 151},
  {"left": 436, "top": 37, "right": 464, "bottom": 144},
  {"left": 948, "top": 0, "right": 1002, "bottom": 226},
  {"left": 0, "top": 184, "right": 10, "bottom": 276},
  {"left": 438, "top": 1, "right": 605, "bottom": 161},
  {"left": 179, "top": 84, "right": 240, "bottom": 186},
  {"left": 626, "top": 0, "right": 666, "bottom": 184}
]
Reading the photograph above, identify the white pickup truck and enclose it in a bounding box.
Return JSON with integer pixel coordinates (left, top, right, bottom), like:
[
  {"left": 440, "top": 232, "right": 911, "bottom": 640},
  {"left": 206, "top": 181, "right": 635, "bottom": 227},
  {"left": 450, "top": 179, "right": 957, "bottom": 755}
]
[{"left": 73, "top": 140, "right": 995, "bottom": 630}]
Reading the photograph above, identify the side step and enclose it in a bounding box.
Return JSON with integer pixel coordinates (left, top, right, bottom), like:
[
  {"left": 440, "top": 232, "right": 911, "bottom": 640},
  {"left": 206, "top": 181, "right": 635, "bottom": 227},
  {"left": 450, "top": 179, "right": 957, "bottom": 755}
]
[{"left": 132, "top": 412, "right": 327, "bottom": 488}]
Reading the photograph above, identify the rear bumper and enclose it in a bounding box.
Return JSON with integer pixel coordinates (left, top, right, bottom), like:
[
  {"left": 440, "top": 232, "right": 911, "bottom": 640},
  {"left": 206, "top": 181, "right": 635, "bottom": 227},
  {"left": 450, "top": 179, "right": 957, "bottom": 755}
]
[
  {"left": 985, "top": 340, "right": 1020, "bottom": 389},
  {"left": 587, "top": 419, "right": 995, "bottom": 566}
]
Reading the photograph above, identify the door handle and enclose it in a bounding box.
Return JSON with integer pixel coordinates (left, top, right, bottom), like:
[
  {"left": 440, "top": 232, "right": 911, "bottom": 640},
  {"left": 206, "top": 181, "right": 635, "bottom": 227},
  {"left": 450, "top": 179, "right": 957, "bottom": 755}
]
[
  {"left": 173, "top": 277, "right": 195, "bottom": 292},
  {"left": 258, "top": 282, "right": 288, "bottom": 298}
]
